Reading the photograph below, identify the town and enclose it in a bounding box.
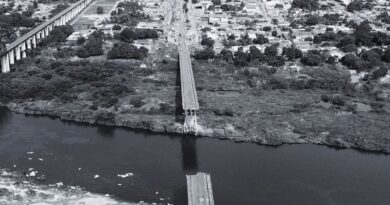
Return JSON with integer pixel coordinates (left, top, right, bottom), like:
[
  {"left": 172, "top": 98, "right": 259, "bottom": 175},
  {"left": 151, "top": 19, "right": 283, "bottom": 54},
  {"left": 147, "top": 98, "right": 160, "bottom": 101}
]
[{"left": 0, "top": 0, "right": 390, "bottom": 204}]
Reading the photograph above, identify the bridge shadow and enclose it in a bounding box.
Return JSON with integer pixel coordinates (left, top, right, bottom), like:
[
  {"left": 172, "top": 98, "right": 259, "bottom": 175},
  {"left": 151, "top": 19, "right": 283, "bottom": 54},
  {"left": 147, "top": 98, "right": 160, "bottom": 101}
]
[
  {"left": 180, "top": 135, "right": 198, "bottom": 174},
  {"left": 0, "top": 107, "right": 11, "bottom": 130}
]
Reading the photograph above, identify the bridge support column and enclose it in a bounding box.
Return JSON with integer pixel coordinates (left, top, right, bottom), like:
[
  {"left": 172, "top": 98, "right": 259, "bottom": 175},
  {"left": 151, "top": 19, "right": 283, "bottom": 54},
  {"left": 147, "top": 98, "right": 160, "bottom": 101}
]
[
  {"left": 35, "top": 32, "right": 41, "bottom": 44},
  {"left": 61, "top": 16, "right": 65, "bottom": 25},
  {"left": 9, "top": 49, "right": 14, "bottom": 65},
  {"left": 41, "top": 29, "right": 46, "bottom": 38},
  {"left": 1, "top": 53, "right": 10, "bottom": 73},
  {"left": 15, "top": 45, "right": 21, "bottom": 60},
  {"left": 26, "top": 38, "right": 32, "bottom": 50},
  {"left": 32, "top": 35, "right": 37, "bottom": 48},
  {"left": 21, "top": 42, "right": 26, "bottom": 58}
]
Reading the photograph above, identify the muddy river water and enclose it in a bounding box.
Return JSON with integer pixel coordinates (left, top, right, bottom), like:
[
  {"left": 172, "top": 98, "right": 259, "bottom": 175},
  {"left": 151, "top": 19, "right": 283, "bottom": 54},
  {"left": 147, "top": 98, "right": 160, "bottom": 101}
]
[{"left": 0, "top": 108, "right": 390, "bottom": 205}]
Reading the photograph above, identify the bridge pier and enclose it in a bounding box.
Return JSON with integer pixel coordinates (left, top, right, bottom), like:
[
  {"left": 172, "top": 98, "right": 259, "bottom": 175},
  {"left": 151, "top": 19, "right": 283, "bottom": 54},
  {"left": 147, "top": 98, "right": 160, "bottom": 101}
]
[
  {"left": 1, "top": 54, "right": 10, "bottom": 73},
  {"left": 9, "top": 49, "right": 14, "bottom": 65},
  {"left": 32, "top": 35, "right": 37, "bottom": 48},
  {"left": 15, "top": 46, "right": 21, "bottom": 60},
  {"left": 21, "top": 42, "right": 27, "bottom": 59}
]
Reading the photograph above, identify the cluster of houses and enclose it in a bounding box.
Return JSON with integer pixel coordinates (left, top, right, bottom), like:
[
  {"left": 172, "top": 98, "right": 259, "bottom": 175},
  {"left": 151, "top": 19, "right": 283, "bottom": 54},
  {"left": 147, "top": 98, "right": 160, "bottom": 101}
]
[{"left": 185, "top": 0, "right": 389, "bottom": 59}]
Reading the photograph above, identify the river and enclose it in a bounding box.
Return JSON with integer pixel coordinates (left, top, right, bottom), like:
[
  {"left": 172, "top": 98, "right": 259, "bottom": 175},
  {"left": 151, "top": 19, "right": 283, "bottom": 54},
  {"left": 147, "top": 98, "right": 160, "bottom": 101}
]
[{"left": 0, "top": 107, "right": 390, "bottom": 205}]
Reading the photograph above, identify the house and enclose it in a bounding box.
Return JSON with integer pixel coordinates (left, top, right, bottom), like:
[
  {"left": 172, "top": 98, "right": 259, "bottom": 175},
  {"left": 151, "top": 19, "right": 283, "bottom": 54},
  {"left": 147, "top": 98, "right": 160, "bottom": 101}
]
[{"left": 136, "top": 22, "right": 162, "bottom": 31}]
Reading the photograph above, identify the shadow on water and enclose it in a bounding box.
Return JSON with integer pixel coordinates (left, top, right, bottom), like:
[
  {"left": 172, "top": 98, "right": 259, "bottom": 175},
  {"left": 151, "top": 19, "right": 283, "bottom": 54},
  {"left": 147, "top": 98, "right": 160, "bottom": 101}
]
[
  {"left": 0, "top": 107, "right": 11, "bottom": 129},
  {"left": 97, "top": 125, "right": 115, "bottom": 138},
  {"left": 181, "top": 136, "right": 198, "bottom": 174}
]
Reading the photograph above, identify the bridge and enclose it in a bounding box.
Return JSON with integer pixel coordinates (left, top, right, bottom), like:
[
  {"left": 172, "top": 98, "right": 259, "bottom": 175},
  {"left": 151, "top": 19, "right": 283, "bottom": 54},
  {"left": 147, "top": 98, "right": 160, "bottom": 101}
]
[
  {"left": 186, "top": 172, "right": 215, "bottom": 205},
  {"left": 179, "top": 43, "right": 199, "bottom": 133},
  {"left": 0, "top": 0, "right": 93, "bottom": 73},
  {"left": 178, "top": 9, "right": 199, "bottom": 133}
]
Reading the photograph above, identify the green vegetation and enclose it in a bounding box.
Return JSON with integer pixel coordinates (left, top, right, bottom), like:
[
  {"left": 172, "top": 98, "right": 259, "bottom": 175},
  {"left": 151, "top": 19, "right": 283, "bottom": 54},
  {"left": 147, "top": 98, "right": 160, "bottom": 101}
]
[
  {"left": 107, "top": 43, "right": 148, "bottom": 60},
  {"left": 292, "top": 0, "right": 319, "bottom": 11},
  {"left": 96, "top": 6, "right": 104, "bottom": 14},
  {"left": 118, "top": 28, "right": 158, "bottom": 42},
  {"left": 110, "top": 1, "right": 149, "bottom": 26},
  {"left": 76, "top": 31, "right": 104, "bottom": 58}
]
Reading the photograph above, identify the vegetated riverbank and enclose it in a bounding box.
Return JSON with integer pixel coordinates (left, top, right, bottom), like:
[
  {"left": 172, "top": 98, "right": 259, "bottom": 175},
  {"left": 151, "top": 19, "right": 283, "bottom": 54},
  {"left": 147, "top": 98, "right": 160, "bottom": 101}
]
[{"left": 1, "top": 56, "right": 390, "bottom": 154}]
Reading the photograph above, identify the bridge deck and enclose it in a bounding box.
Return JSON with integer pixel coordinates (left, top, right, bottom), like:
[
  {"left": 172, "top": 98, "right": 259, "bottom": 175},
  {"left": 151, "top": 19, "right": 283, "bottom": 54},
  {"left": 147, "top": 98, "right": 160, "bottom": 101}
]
[
  {"left": 5, "top": 0, "right": 90, "bottom": 52},
  {"left": 186, "top": 172, "right": 214, "bottom": 205},
  {"left": 179, "top": 44, "right": 199, "bottom": 111}
]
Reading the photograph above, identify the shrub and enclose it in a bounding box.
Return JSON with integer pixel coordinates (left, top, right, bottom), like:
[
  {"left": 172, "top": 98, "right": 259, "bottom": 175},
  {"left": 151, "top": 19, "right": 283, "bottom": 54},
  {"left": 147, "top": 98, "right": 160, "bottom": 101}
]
[
  {"left": 112, "top": 24, "right": 121, "bottom": 30},
  {"left": 194, "top": 48, "right": 215, "bottom": 60},
  {"left": 77, "top": 35, "right": 103, "bottom": 58},
  {"left": 107, "top": 43, "right": 148, "bottom": 60},
  {"left": 130, "top": 96, "right": 145, "bottom": 108},
  {"left": 292, "top": 0, "right": 319, "bottom": 11},
  {"left": 76, "top": 36, "right": 86, "bottom": 45},
  {"left": 371, "top": 66, "right": 388, "bottom": 80},
  {"left": 96, "top": 6, "right": 104, "bottom": 14},
  {"left": 201, "top": 35, "right": 215, "bottom": 48}
]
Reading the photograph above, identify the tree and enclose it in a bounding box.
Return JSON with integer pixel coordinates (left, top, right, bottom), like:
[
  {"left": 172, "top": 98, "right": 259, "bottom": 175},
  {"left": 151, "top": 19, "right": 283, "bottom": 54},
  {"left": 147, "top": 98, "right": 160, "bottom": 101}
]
[
  {"left": 267, "top": 56, "right": 285, "bottom": 67},
  {"left": 38, "top": 25, "right": 74, "bottom": 46},
  {"left": 360, "top": 49, "right": 381, "bottom": 66},
  {"left": 97, "top": 6, "right": 104, "bottom": 14},
  {"left": 371, "top": 66, "right": 388, "bottom": 80},
  {"left": 340, "top": 44, "right": 357, "bottom": 53},
  {"left": 346, "top": 0, "right": 366, "bottom": 12},
  {"left": 107, "top": 43, "right": 148, "bottom": 59},
  {"left": 253, "top": 34, "right": 269, "bottom": 45},
  {"left": 77, "top": 34, "right": 103, "bottom": 58},
  {"left": 119, "top": 27, "right": 135, "bottom": 42},
  {"left": 233, "top": 47, "right": 249, "bottom": 66},
  {"left": 238, "top": 33, "right": 251, "bottom": 46},
  {"left": 264, "top": 44, "right": 278, "bottom": 56},
  {"left": 306, "top": 15, "right": 321, "bottom": 25},
  {"left": 271, "top": 30, "right": 278, "bottom": 37},
  {"left": 194, "top": 48, "right": 215, "bottom": 60},
  {"left": 112, "top": 24, "right": 121, "bottom": 30},
  {"left": 382, "top": 47, "right": 390, "bottom": 63},
  {"left": 282, "top": 46, "right": 303, "bottom": 60},
  {"left": 263, "top": 26, "right": 272, "bottom": 32},
  {"left": 248, "top": 46, "right": 262, "bottom": 61},
  {"left": 301, "top": 53, "right": 323, "bottom": 66},
  {"left": 76, "top": 36, "right": 86, "bottom": 45},
  {"left": 292, "top": 0, "right": 319, "bottom": 11},
  {"left": 219, "top": 49, "right": 233, "bottom": 62},
  {"left": 201, "top": 35, "right": 215, "bottom": 48},
  {"left": 212, "top": 0, "right": 221, "bottom": 5}
]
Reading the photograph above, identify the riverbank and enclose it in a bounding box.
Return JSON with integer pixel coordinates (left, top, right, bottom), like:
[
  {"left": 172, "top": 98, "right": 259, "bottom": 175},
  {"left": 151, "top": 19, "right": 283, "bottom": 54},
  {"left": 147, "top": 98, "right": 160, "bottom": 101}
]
[
  {"left": 1, "top": 88, "right": 390, "bottom": 154},
  {"left": 1, "top": 57, "right": 390, "bottom": 154}
]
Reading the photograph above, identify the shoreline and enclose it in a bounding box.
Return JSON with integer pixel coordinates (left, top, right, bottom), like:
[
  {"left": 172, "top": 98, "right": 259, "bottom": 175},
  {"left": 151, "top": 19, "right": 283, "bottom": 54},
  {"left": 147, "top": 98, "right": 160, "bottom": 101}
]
[{"left": 2, "top": 101, "right": 390, "bottom": 155}]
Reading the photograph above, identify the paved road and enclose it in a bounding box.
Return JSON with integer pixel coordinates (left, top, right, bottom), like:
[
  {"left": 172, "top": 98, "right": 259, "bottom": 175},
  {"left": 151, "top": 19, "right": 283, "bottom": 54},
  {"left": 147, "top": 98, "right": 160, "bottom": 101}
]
[
  {"left": 177, "top": 5, "right": 199, "bottom": 111},
  {"left": 186, "top": 173, "right": 214, "bottom": 205}
]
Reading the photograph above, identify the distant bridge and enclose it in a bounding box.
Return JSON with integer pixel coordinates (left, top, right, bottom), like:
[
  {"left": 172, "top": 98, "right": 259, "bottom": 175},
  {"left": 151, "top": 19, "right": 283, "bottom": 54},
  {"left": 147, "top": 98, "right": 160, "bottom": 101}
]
[{"left": 0, "top": 0, "right": 93, "bottom": 73}]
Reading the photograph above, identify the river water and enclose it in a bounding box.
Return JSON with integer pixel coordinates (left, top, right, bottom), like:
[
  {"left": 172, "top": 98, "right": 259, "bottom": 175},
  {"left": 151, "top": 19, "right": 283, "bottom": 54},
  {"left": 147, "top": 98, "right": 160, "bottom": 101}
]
[{"left": 0, "top": 107, "right": 390, "bottom": 205}]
